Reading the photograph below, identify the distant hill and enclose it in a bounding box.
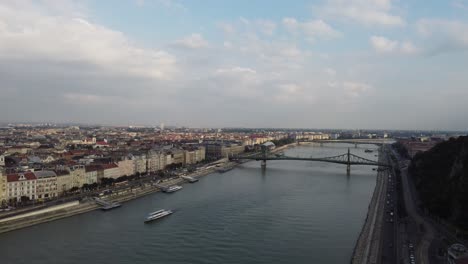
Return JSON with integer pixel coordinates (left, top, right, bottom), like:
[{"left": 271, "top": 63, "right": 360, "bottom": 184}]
[{"left": 409, "top": 136, "right": 468, "bottom": 230}]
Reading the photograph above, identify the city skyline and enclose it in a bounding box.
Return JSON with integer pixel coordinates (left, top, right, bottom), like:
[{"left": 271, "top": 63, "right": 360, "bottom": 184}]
[{"left": 1, "top": 0, "right": 468, "bottom": 130}]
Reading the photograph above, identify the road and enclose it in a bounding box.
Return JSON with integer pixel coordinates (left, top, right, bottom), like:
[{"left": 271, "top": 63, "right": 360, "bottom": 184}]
[
  {"left": 380, "top": 146, "right": 398, "bottom": 264},
  {"left": 390, "top": 147, "right": 436, "bottom": 264}
]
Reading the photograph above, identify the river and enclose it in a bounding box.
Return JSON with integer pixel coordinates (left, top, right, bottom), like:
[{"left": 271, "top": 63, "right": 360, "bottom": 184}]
[{"left": 0, "top": 143, "right": 379, "bottom": 264}]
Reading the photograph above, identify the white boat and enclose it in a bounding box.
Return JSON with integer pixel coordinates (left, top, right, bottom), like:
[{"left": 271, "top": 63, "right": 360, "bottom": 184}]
[
  {"left": 144, "top": 209, "right": 173, "bottom": 223},
  {"left": 163, "top": 185, "right": 183, "bottom": 193}
]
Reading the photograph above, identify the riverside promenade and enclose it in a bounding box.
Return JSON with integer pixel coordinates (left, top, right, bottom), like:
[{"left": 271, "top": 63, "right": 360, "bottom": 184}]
[
  {"left": 0, "top": 164, "right": 225, "bottom": 234},
  {"left": 351, "top": 148, "right": 389, "bottom": 264}
]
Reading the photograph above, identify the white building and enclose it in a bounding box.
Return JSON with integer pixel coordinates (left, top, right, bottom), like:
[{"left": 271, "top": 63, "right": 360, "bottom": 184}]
[
  {"left": 34, "top": 170, "right": 58, "bottom": 200},
  {"left": 117, "top": 156, "right": 136, "bottom": 177},
  {"left": 133, "top": 154, "right": 147, "bottom": 175},
  {"left": 6, "top": 172, "right": 37, "bottom": 203}
]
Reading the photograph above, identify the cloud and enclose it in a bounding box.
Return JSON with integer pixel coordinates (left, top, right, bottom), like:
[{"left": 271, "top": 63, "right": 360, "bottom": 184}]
[
  {"left": 416, "top": 19, "right": 468, "bottom": 55},
  {"left": 1, "top": 1, "right": 466, "bottom": 130},
  {"left": 215, "top": 67, "right": 257, "bottom": 75},
  {"left": 282, "top": 18, "right": 341, "bottom": 41},
  {"left": 0, "top": 2, "right": 177, "bottom": 79},
  {"left": 218, "top": 22, "right": 236, "bottom": 35},
  {"left": 324, "top": 68, "right": 337, "bottom": 76},
  {"left": 302, "top": 19, "right": 342, "bottom": 41},
  {"left": 316, "top": 0, "right": 405, "bottom": 27},
  {"left": 417, "top": 19, "right": 468, "bottom": 45},
  {"left": 452, "top": 0, "right": 468, "bottom": 10},
  {"left": 255, "top": 19, "right": 276, "bottom": 36},
  {"left": 135, "top": 0, "right": 186, "bottom": 11},
  {"left": 370, "top": 36, "right": 398, "bottom": 52},
  {"left": 173, "top": 33, "right": 209, "bottom": 49},
  {"left": 343, "top": 81, "right": 373, "bottom": 97},
  {"left": 370, "top": 36, "right": 418, "bottom": 54},
  {"left": 282, "top": 17, "right": 299, "bottom": 32}
]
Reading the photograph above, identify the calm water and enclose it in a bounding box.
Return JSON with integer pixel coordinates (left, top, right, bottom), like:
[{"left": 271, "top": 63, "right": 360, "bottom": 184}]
[{"left": 0, "top": 144, "right": 379, "bottom": 264}]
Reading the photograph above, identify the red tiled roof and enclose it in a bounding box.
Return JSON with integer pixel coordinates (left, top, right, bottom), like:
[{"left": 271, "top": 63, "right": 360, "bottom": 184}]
[
  {"left": 6, "top": 172, "right": 37, "bottom": 182},
  {"left": 102, "top": 163, "right": 118, "bottom": 170},
  {"left": 85, "top": 165, "right": 102, "bottom": 173}
]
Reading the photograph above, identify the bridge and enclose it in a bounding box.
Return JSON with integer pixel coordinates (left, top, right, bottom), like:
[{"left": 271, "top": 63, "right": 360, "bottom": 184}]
[
  {"left": 297, "top": 138, "right": 394, "bottom": 147},
  {"left": 230, "top": 148, "right": 390, "bottom": 175}
]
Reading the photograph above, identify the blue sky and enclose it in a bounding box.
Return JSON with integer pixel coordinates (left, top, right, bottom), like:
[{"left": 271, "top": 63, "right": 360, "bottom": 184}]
[{"left": 0, "top": 0, "right": 468, "bottom": 130}]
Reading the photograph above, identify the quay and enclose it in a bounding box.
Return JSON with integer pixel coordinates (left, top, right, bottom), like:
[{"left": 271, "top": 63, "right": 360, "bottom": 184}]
[
  {"left": 181, "top": 176, "right": 198, "bottom": 183},
  {"left": 93, "top": 197, "right": 121, "bottom": 211},
  {"left": 0, "top": 163, "right": 227, "bottom": 234}
]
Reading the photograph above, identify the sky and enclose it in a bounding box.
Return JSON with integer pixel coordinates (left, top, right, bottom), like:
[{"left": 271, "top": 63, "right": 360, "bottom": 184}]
[{"left": 0, "top": 0, "right": 468, "bottom": 130}]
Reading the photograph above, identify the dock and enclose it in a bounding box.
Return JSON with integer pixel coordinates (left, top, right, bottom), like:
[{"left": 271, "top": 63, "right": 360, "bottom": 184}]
[
  {"left": 94, "top": 198, "right": 121, "bottom": 211},
  {"left": 181, "top": 176, "right": 198, "bottom": 183}
]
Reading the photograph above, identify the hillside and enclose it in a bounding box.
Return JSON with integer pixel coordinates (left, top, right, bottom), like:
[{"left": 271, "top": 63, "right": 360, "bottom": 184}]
[{"left": 409, "top": 136, "right": 468, "bottom": 230}]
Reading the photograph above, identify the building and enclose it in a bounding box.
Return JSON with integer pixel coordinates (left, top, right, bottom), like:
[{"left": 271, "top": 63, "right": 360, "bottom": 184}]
[
  {"left": 69, "top": 165, "right": 86, "bottom": 188},
  {"left": 147, "top": 151, "right": 164, "bottom": 172},
  {"left": 183, "top": 146, "right": 206, "bottom": 165},
  {"left": 85, "top": 165, "right": 100, "bottom": 184},
  {"left": 6, "top": 172, "right": 37, "bottom": 203},
  {"left": 205, "top": 143, "right": 244, "bottom": 160},
  {"left": 171, "top": 149, "right": 185, "bottom": 165},
  {"left": 102, "top": 163, "right": 120, "bottom": 179},
  {"left": 116, "top": 156, "right": 135, "bottom": 177},
  {"left": 56, "top": 171, "right": 73, "bottom": 195},
  {"left": 0, "top": 169, "right": 6, "bottom": 206},
  {"left": 262, "top": 141, "right": 276, "bottom": 151},
  {"left": 34, "top": 170, "right": 58, "bottom": 200},
  {"left": 133, "top": 154, "right": 147, "bottom": 175}
]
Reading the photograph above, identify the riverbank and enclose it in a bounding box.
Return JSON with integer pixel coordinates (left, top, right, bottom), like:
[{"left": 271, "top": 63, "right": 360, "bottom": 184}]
[
  {"left": 351, "top": 147, "right": 388, "bottom": 264},
  {"left": 0, "top": 142, "right": 348, "bottom": 234},
  {"left": 0, "top": 164, "right": 225, "bottom": 234}
]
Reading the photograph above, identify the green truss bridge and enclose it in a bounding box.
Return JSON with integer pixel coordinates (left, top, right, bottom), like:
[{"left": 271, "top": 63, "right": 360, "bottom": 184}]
[{"left": 230, "top": 148, "right": 390, "bottom": 175}]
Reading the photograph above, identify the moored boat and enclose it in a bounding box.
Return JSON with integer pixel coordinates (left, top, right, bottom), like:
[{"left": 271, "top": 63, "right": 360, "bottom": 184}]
[{"left": 163, "top": 185, "right": 183, "bottom": 193}]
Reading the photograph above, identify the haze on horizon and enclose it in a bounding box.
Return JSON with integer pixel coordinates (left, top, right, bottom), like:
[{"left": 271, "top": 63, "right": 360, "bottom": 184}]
[{"left": 0, "top": 0, "right": 467, "bottom": 131}]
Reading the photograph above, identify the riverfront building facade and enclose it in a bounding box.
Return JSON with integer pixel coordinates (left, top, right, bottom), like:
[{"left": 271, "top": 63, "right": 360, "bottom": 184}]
[{"left": 6, "top": 172, "right": 37, "bottom": 203}]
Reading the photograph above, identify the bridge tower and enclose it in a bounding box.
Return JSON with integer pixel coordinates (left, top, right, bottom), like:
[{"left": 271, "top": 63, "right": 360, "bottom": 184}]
[
  {"left": 346, "top": 148, "right": 351, "bottom": 175},
  {"left": 261, "top": 145, "right": 267, "bottom": 169}
]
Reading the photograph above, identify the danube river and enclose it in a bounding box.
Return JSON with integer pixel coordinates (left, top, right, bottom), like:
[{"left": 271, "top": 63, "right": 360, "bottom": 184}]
[{"left": 0, "top": 144, "right": 379, "bottom": 264}]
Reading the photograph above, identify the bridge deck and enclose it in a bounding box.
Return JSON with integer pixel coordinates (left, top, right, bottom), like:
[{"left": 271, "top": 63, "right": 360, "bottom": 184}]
[{"left": 236, "top": 156, "right": 387, "bottom": 167}]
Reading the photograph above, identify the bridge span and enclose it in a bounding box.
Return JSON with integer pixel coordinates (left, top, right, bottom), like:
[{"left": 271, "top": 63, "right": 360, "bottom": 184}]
[
  {"left": 230, "top": 148, "right": 390, "bottom": 175},
  {"left": 298, "top": 138, "right": 394, "bottom": 146}
]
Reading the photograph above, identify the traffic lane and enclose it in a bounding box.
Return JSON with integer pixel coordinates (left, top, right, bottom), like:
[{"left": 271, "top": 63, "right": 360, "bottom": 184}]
[{"left": 382, "top": 170, "right": 397, "bottom": 263}]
